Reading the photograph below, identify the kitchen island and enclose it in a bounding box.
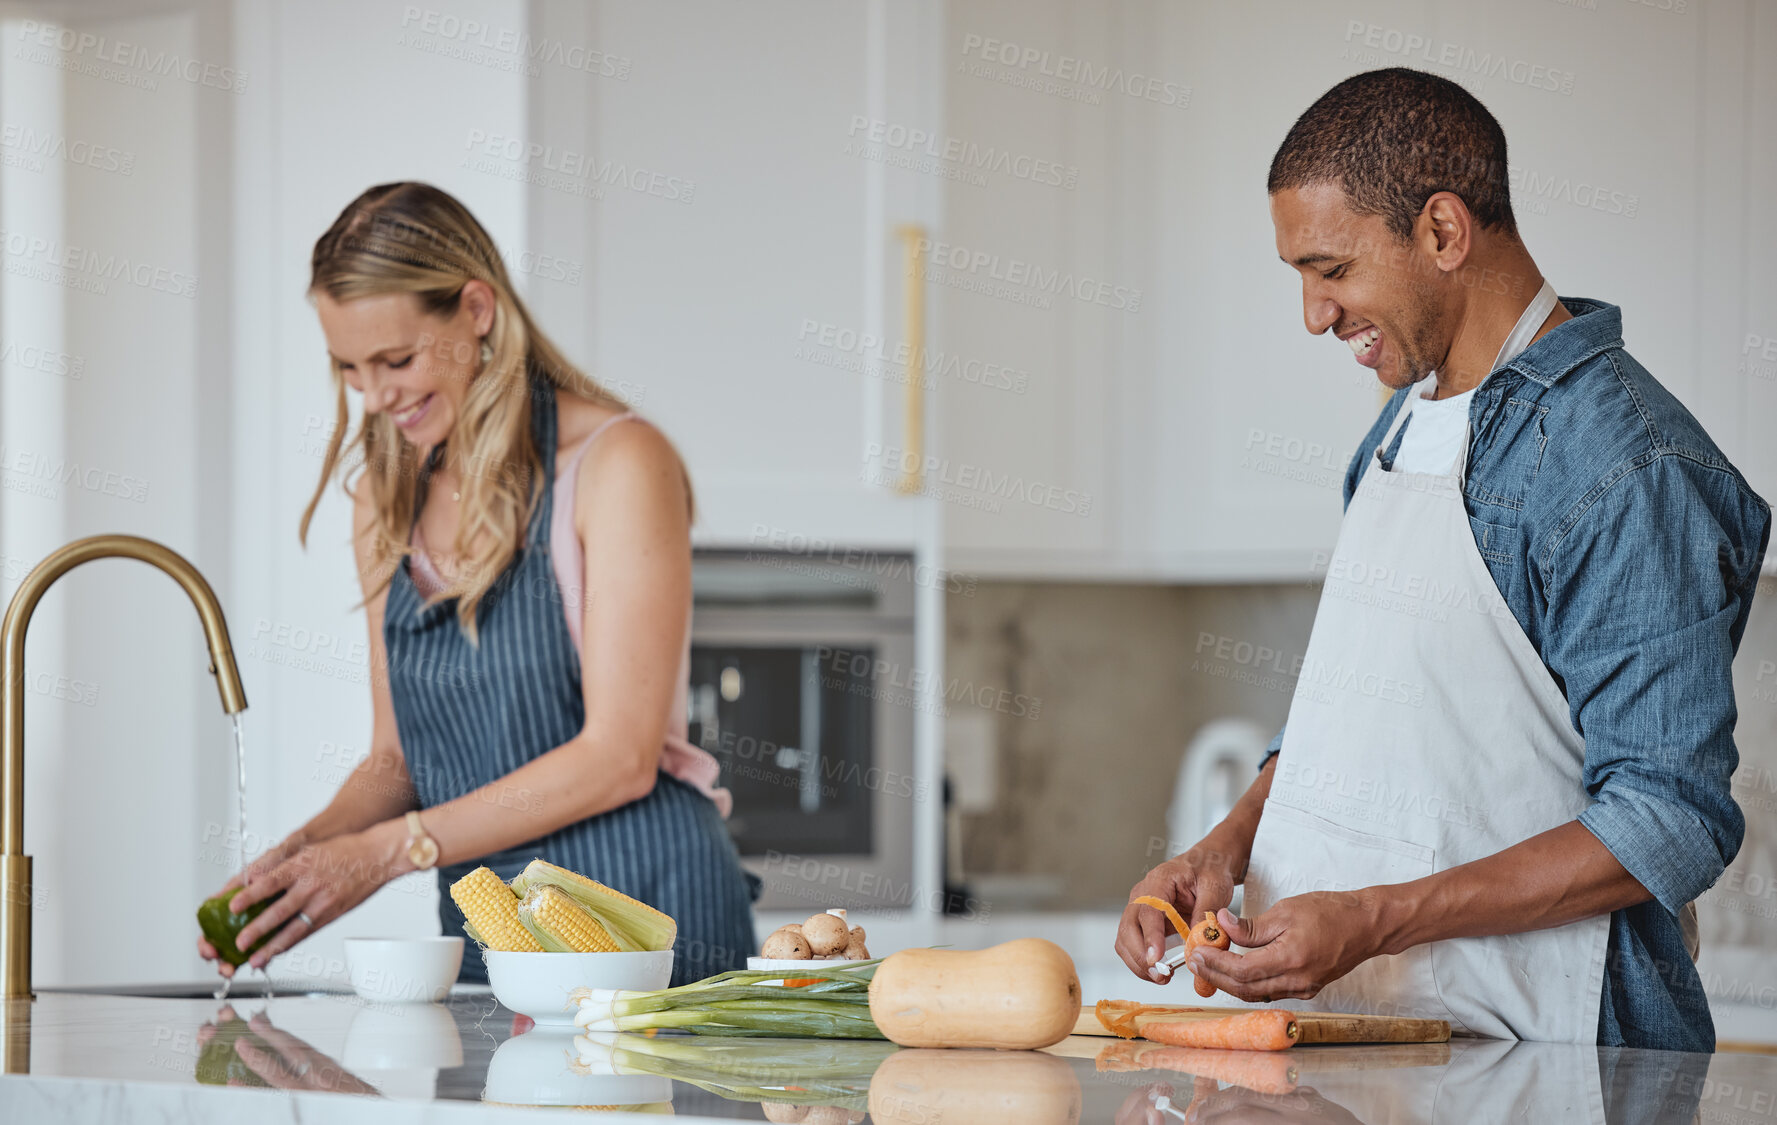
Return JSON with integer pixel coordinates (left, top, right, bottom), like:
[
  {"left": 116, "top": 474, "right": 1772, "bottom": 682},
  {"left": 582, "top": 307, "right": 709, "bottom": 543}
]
[{"left": 1, "top": 989, "right": 1772, "bottom": 1123}]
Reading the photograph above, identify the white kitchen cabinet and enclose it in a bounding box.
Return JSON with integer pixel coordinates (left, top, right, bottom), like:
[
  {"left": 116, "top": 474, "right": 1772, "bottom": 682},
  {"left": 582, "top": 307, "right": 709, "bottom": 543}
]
[
  {"left": 526, "top": 0, "right": 947, "bottom": 551},
  {"left": 935, "top": 0, "right": 1381, "bottom": 582},
  {"left": 936, "top": 0, "right": 1776, "bottom": 582}
]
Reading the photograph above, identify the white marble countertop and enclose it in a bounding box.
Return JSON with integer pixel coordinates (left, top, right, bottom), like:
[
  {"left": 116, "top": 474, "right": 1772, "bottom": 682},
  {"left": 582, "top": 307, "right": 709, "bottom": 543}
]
[{"left": 3, "top": 987, "right": 1776, "bottom": 1123}]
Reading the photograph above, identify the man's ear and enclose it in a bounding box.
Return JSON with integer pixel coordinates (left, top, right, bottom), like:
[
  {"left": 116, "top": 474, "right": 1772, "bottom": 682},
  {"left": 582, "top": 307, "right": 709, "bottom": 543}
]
[{"left": 1419, "top": 192, "right": 1472, "bottom": 274}]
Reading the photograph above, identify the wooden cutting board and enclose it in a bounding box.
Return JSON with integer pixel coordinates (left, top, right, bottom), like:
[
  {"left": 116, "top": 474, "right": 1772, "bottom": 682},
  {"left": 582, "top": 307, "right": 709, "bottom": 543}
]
[{"left": 1073, "top": 1003, "right": 1450, "bottom": 1045}]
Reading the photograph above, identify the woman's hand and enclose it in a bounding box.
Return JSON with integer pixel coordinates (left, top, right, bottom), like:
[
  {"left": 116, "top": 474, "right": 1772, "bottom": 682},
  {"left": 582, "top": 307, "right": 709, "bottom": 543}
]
[
  {"left": 197, "top": 1005, "right": 378, "bottom": 1094},
  {"left": 226, "top": 822, "right": 404, "bottom": 971},
  {"left": 196, "top": 833, "right": 309, "bottom": 978},
  {"left": 1116, "top": 833, "right": 1247, "bottom": 983}
]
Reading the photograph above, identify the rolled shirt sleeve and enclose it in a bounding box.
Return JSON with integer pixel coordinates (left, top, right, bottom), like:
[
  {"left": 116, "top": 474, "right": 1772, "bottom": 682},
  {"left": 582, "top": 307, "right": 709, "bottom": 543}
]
[
  {"left": 1545, "top": 454, "right": 1768, "bottom": 915},
  {"left": 1260, "top": 723, "right": 1284, "bottom": 770}
]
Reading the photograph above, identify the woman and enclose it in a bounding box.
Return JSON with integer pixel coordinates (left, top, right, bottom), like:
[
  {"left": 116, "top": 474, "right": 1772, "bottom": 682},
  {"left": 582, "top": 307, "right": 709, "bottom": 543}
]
[{"left": 197, "top": 182, "right": 758, "bottom": 985}]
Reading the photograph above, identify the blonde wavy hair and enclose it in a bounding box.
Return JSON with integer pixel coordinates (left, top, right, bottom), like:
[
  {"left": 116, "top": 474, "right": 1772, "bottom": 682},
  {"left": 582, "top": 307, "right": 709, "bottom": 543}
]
[{"left": 300, "top": 181, "right": 680, "bottom": 640}]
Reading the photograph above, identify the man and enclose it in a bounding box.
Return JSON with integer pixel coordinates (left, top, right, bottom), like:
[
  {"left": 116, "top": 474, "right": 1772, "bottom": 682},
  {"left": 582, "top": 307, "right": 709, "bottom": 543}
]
[{"left": 1117, "top": 68, "right": 1770, "bottom": 1051}]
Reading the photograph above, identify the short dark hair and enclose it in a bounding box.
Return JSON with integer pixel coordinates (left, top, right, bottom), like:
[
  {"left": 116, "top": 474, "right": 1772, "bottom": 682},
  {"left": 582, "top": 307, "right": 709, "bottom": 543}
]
[{"left": 1268, "top": 68, "right": 1517, "bottom": 241}]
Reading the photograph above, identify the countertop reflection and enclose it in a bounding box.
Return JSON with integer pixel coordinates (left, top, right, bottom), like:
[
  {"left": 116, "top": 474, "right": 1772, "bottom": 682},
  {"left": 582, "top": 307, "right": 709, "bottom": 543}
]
[{"left": 0, "top": 990, "right": 1770, "bottom": 1123}]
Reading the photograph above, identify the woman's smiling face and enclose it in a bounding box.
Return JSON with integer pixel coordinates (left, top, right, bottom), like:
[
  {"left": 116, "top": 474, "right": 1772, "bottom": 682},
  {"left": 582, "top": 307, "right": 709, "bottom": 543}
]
[{"left": 315, "top": 281, "right": 495, "bottom": 451}]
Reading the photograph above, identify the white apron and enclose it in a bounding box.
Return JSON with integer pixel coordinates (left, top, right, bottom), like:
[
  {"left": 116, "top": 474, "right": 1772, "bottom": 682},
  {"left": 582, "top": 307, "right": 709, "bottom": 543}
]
[{"left": 1243, "top": 284, "right": 1615, "bottom": 1042}]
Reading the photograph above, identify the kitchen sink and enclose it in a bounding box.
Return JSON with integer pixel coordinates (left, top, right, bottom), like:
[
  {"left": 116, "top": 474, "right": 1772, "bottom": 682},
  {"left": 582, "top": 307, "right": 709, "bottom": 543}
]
[{"left": 38, "top": 981, "right": 346, "bottom": 1000}]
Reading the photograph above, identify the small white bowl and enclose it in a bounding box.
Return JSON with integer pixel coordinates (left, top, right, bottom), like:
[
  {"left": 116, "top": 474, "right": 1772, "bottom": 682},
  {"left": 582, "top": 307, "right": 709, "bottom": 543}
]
[
  {"left": 344, "top": 937, "right": 464, "bottom": 1004},
  {"left": 341, "top": 1001, "right": 464, "bottom": 1070},
  {"left": 485, "top": 950, "right": 674, "bottom": 1027},
  {"left": 484, "top": 1029, "right": 672, "bottom": 1107}
]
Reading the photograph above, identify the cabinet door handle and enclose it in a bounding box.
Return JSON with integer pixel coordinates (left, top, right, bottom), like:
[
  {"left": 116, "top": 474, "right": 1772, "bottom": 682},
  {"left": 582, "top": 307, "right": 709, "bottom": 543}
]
[{"left": 894, "top": 224, "right": 927, "bottom": 495}]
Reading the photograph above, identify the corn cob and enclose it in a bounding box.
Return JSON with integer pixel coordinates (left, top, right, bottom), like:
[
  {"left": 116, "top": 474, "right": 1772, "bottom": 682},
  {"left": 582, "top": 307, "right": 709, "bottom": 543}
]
[
  {"left": 510, "top": 859, "right": 677, "bottom": 952},
  {"left": 450, "top": 866, "right": 544, "bottom": 952},
  {"left": 518, "top": 885, "right": 623, "bottom": 953}
]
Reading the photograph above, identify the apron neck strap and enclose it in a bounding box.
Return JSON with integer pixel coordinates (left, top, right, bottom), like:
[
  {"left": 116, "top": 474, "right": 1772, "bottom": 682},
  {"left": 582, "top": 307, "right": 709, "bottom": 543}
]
[{"left": 1368, "top": 280, "right": 1559, "bottom": 479}]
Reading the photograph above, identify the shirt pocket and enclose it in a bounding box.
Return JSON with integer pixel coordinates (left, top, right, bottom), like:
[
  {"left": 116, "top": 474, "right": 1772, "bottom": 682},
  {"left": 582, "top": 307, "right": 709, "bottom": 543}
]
[{"left": 1467, "top": 398, "right": 1549, "bottom": 515}]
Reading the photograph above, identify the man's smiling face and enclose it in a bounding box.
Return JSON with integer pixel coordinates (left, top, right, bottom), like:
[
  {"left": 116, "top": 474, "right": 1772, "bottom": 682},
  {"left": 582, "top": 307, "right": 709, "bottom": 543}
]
[{"left": 1270, "top": 182, "right": 1451, "bottom": 391}]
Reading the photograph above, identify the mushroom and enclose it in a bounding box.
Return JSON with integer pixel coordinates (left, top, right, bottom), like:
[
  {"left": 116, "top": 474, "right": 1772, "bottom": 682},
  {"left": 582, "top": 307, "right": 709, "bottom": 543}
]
[
  {"left": 842, "top": 925, "right": 870, "bottom": 960},
  {"left": 761, "top": 927, "right": 812, "bottom": 960},
  {"left": 802, "top": 912, "right": 849, "bottom": 957},
  {"left": 761, "top": 1105, "right": 810, "bottom": 1123}
]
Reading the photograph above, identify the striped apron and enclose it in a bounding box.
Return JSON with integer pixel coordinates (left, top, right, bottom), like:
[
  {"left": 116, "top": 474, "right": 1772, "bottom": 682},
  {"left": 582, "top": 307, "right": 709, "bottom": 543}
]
[{"left": 382, "top": 370, "right": 758, "bottom": 986}]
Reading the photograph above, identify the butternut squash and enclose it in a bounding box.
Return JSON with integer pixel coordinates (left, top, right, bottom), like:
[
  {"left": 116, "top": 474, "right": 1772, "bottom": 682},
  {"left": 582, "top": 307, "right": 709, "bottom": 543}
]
[
  {"left": 866, "top": 938, "right": 1082, "bottom": 1050},
  {"left": 868, "top": 1048, "right": 1080, "bottom": 1125}
]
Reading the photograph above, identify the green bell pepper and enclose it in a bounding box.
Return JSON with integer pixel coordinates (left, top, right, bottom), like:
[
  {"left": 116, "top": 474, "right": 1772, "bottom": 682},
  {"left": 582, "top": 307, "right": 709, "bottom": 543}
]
[{"left": 195, "top": 889, "right": 284, "bottom": 967}]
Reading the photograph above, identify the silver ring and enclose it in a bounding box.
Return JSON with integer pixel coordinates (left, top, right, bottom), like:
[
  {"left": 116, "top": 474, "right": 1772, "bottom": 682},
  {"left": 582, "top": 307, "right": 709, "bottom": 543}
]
[{"left": 297, "top": 911, "right": 315, "bottom": 928}]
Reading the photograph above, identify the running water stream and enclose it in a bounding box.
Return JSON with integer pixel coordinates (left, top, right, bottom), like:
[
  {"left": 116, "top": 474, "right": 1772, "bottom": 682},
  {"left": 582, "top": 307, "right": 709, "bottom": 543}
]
[
  {"left": 232, "top": 712, "right": 249, "bottom": 870},
  {"left": 214, "top": 714, "right": 251, "bottom": 1003}
]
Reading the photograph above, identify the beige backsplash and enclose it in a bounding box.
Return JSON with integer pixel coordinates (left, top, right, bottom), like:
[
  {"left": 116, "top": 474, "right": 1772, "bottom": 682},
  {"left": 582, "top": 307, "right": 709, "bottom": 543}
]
[
  {"left": 944, "top": 581, "right": 1320, "bottom": 911},
  {"left": 945, "top": 575, "right": 1777, "bottom": 965}
]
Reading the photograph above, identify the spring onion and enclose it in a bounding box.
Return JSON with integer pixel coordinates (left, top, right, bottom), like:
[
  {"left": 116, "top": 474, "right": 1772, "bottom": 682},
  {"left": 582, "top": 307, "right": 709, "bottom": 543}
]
[
  {"left": 571, "top": 961, "right": 885, "bottom": 1039},
  {"left": 575, "top": 1031, "right": 889, "bottom": 1109}
]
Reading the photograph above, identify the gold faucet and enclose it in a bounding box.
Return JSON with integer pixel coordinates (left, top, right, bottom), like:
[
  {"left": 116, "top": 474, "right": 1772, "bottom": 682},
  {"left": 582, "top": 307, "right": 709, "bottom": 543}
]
[{"left": 1, "top": 535, "right": 248, "bottom": 1022}]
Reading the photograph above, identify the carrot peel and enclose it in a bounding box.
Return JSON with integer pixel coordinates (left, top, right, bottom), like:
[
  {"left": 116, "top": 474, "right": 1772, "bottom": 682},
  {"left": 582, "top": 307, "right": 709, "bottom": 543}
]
[
  {"left": 1133, "top": 895, "right": 1191, "bottom": 940},
  {"left": 1141, "top": 1010, "right": 1300, "bottom": 1052}
]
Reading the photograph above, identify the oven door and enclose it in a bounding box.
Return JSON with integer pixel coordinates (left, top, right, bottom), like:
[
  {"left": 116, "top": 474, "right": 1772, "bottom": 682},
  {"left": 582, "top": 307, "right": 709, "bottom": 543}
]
[{"left": 688, "top": 616, "right": 916, "bottom": 912}]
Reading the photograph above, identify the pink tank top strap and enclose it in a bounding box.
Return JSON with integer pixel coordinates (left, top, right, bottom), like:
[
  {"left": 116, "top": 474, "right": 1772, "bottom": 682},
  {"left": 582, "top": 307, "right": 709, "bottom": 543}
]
[{"left": 559, "top": 411, "right": 641, "bottom": 481}]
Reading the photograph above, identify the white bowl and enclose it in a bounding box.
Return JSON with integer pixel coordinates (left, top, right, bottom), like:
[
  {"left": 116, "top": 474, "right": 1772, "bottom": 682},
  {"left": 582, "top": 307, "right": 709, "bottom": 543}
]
[
  {"left": 484, "top": 950, "right": 674, "bottom": 1027},
  {"left": 341, "top": 1001, "right": 464, "bottom": 1070},
  {"left": 484, "top": 1029, "right": 672, "bottom": 1107},
  {"left": 344, "top": 937, "right": 464, "bottom": 1004}
]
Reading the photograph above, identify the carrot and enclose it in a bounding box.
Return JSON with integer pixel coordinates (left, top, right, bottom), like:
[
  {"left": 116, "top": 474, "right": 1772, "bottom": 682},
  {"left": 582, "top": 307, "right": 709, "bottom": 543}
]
[
  {"left": 1133, "top": 898, "right": 1233, "bottom": 998},
  {"left": 1184, "top": 911, "right": 1231, "bottom": 998},
  {"left": 1095, "top": 1040, "right": 1300, "bottom": 1095},
  {"left": 1140, "top": 1010, "right": 1299, "bottom": 1052}
]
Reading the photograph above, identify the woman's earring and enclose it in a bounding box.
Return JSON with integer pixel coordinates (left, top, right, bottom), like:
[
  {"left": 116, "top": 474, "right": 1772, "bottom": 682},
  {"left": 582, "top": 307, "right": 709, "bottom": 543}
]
[{"left": 479, "top": 339, "right": 493, "bottom": 366}]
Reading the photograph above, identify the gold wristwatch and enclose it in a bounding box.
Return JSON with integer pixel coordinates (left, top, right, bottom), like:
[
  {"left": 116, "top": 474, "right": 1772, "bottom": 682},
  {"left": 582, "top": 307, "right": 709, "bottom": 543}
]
[{"left": 404, "top": 810, "right": 440, "bottom": 871}]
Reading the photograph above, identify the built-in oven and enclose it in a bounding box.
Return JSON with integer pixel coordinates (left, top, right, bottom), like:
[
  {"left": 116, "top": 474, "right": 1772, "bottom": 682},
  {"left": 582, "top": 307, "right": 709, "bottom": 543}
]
[{"left": 688, "top": 549, "right": 917, "bottom": 912}]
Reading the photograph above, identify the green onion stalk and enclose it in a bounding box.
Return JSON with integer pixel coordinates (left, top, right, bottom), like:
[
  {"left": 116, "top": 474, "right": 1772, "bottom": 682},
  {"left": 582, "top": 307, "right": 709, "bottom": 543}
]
[
  {"left": 570, "top": 961, "right": 885, "bottom": 1039},
  {"left": 575, "top": 1031, "right": 892, "bottom": 1109}
]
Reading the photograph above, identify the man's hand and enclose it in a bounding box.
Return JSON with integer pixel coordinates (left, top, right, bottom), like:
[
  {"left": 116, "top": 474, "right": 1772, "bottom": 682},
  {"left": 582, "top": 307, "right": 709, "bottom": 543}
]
[
  {"left": 1188, "top": 891, "right": 1386, "bottom": 1003},
  {"left": 1116, "top": 838, "right": 1244, "bottom": 983}
]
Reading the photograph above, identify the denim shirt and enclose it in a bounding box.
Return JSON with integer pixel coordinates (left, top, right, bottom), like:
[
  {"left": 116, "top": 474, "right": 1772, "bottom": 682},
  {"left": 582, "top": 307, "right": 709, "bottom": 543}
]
[{"left": 1262, "top": 297, "right": 1772, "bottom": 1052}]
